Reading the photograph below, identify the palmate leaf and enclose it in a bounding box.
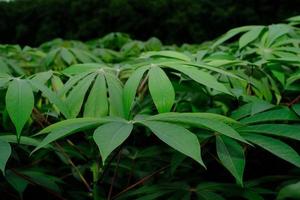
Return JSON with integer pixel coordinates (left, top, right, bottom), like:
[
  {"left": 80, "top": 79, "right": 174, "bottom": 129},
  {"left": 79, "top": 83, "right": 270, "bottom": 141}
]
[
  {"left": 93, "top": 122, "right": 133, "bottom": 164},
  {"left": 148, "top": 66, "right": 175, "bottom": 113},
  {"left": 244, "top": 134, "right": 300, "bottom": 167},
  {"left": 0, "top": 139, "right": 11, "bottom": 174},
  {"left": 5, "top": 79, "right": 34, "bottom": 140},
  {"left": 216, "top": 136, "right": 245, "bottom": 185},
  {"left": 141, "top": 121, "right": 204, "bottom": 167}
]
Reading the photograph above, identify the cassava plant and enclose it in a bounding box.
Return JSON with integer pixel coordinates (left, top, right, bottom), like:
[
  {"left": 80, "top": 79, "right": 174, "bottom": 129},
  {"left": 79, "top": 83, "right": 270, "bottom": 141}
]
[{"left": 1, "top": 16, "right": 300, "bottom": 200}]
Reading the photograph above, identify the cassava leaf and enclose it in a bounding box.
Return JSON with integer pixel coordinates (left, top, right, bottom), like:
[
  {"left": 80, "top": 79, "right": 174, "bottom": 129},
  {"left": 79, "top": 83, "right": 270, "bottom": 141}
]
[
  {"left": 6, "top": 79, "right": 34, "bottom": 139},
  {"left": 141, "top": 121, "right": 204, "bottom": 167},
  {"left": 148, "top": 66, "right": 175, "bottom": 113},
  {"left": 93, "top": 122, "right": 133, "bottom": 163}
]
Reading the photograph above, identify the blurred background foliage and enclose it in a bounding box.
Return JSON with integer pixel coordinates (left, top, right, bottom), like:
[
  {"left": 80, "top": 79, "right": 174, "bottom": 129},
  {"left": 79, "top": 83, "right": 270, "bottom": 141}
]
[{"left": 0, "top": 0, "right": 300, "bottom": 46}]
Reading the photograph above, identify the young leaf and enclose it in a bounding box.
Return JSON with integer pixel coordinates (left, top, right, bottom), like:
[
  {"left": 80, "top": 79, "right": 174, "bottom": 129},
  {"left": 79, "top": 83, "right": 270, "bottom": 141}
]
[
  {"left": 148, "top": 66, "right": 175, "bottom": 113},
  {"left": 93, "top": 122, "right": 133, "bottom": 163},
  {"left": 0, "top": 139, "right": 11, "bottom": 174},
  {"left": 141, "top": 121, "right": 204, "bottom": 167},
  {"left": 6, "top": 79, "right": 34, "bottom": 139},
  {"left": 244, "top": 134, "right": 300, "bottom": 167},
  {"left": 216, "top": 136, "right": 245, "bottom": 185},
  {"left": 84, "top": 73, "right": 108, "bottom": 117}
]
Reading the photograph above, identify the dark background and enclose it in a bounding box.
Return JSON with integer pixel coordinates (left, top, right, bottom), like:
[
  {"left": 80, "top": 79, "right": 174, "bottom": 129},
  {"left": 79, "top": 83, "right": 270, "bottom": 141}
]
[{"left": 1, "top": 0, "right": 300, "bottom": 46}]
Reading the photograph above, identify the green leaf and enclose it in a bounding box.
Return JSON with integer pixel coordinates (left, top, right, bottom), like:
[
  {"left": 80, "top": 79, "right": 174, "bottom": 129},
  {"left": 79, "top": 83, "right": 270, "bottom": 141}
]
[
  {"left": 60, "top": 48, "right": 74, "bottom": 65},
  {"left": 0, "top": 135, "right": 41, "bottom": 146},
  {"left": 239, "top": 26, "right": 264, "bottom": 49},
  {"left": 238, "top": 124, "right": 300, "bottom": 141},
  {"left": 70, "top": 48, "right": 93, "bottom": 63},
  {"left": 93, "top": 122, "right": 133, "bottom": 163},
  {"left": 21, "top": 170, "right": 62, "bottom": 193},
  {"left": 266, "top": 24, "right": 291, "bottom": 47},
  {"left": 231, "top": 100, "right": 275, "bottom": 120},
  {"left": 147, "top": 112, "right": 246, "bottom": 143},
  {"left": 197, "top": 191, "right": 226, "bottom": 200},
  {"left": 244, "top": 134, "right": 300, "bottom": 167},
  {"left": 45, "top": 48, "right": 60, "bottom": 67},
  {"left": 148, "top": 66, "right": 175, "bottom": 113},
  {"left": 277, "top": 181, "right": 300, "bottom": 200},
  {"left": 148, "top": 112, "right": 239, "bottom": 125},
  {"left": 141, "top": 51, "right": 191, "bottom": 61},
  {"left": 30, "top": 79, "right": 70, "bottom": 118},
  {"left": 30, "top": 71, "right": 53, "bottom": 85},
  {"left": 5, "top": 170, "right": 29, "bottom": 196},
  {"left": 105, "top": 73, "right": 125, "bottom": 117},
  {"left": 141, "top": 121, "right": 204, "bottom": 167},
  {"left": 6, "top": 79, "right": 34, "bottom": 139},
  {"left": 58, "top": 72, "right": 91, "bottom": 96},
  {"left": 123, "top": 66, "right": 149, "bottom": 118},
  {"left": 239, "top": 108, "right": 299, "bottom": 124},
  {"left": 0, "top": 77, "right": 11, "bottom": 88},
  {"left": 212, "top": 26, "right": 257, "bottom": 48},
  {"left": 37, "top": 117, "right": 125, "bottom": 135},
  {"left": 166, "top": 65, "right": 231, "bottom": 95},
  {"left": 84, "top": 73, "right": 108, "bottom": 117},
  {"left": 292, "top": 104, "right": 300, "bottom": 117},
  {"left": 65, "top": 73, "right": 96, "bottom": 118},
  {"left": 216, "top": 136, "right": 245, "bottom": 185},
  {"left": 0, "top": 59, "right": 10, "bottom": 74},
  {"left": 32, "top": 118, "right": 109, "bottom": 153},
  {"left": 63, "top": 63, "right": 107, "bottom": 75},
  {"left": 0, "top": 140, "right": 11, "bottom": 174}
]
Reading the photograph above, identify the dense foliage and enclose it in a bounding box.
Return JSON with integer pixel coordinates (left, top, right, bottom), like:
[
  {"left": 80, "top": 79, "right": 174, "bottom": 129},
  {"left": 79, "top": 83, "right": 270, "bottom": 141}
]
[
  {"left": 1, "top": 16, "right": 300, "bottom": 199},
  {"left": 1, "top": 0, "right": 300, "bottom": 45}
]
